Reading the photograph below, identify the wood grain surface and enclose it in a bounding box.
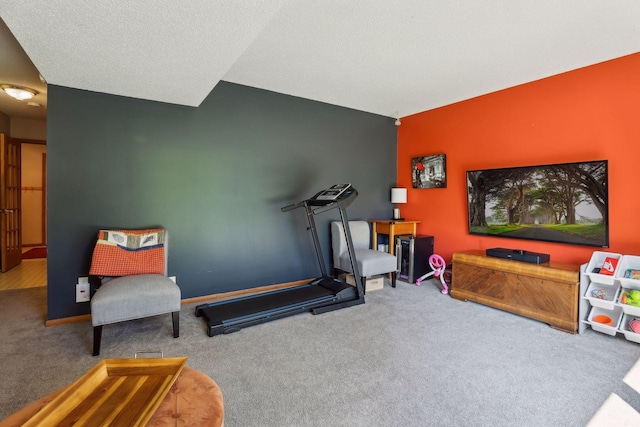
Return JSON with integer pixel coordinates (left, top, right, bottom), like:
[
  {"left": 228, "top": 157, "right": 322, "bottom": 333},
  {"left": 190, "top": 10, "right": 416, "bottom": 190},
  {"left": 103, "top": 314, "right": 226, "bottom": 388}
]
[{"left": 451, "top": 250, "right": 580, "bottom": 333}]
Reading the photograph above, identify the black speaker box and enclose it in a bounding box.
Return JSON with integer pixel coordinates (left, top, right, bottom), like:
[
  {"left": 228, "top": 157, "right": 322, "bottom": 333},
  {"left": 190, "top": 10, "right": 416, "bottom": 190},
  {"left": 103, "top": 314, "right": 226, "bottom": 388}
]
[{"left": 485, "top": 247, "right": 550, "bottom": 264}]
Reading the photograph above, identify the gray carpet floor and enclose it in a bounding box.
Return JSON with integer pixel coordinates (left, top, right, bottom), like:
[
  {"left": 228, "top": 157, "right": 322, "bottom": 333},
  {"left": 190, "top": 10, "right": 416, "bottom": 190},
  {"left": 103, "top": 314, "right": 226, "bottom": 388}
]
[{"left": 1, "top": 279, "right": 639, "bottom": 426}]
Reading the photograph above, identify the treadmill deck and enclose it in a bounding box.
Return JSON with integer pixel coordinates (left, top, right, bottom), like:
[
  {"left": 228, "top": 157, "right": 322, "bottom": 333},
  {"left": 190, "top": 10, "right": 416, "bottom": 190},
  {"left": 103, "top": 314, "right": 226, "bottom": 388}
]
[{"left": 195, "top": 278, "right": 357, "bottom": 336}]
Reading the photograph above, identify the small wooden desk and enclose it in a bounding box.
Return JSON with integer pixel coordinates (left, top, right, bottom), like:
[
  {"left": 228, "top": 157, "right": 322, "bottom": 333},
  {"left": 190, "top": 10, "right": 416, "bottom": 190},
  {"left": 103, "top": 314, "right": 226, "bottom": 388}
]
[{"left": 370, "top": 220, "right": 420, "bottom": 255}]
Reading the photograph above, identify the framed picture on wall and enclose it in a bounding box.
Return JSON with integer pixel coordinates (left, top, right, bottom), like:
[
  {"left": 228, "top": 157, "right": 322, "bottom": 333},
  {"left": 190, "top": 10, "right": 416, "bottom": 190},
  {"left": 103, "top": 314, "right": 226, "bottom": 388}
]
[{"left": 412, "top": 154, "right": 446, "bottom": 189}]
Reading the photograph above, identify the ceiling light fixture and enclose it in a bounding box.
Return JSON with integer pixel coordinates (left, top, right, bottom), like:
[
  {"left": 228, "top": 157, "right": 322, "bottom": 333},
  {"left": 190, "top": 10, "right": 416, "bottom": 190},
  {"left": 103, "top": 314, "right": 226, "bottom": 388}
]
[{"left": 1, "top": 84, "right": 38, "bottom": 101}]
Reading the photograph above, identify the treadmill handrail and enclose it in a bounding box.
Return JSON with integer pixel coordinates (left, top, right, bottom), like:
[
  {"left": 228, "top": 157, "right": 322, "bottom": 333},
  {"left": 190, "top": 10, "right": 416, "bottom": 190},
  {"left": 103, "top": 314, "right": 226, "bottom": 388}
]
[
  {"left": 311, "top": 202, "right": 338, "bottom": 215},
  {"left": 281, "top": 201, "right": 305, "bottom": 212}
]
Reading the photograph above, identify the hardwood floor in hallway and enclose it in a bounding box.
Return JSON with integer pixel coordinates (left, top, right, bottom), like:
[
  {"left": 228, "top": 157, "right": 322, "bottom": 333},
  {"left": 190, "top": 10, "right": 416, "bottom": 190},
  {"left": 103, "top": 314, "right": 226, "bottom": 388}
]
[{"left": 0, "top": 258, "right": 47, "bottom": 291}]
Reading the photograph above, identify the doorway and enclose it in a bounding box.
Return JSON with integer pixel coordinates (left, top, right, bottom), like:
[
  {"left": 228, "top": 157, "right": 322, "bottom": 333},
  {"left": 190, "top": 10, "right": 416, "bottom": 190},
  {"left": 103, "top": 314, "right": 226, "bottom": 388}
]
[
  {"left": 0, "top": 137, "right": 47, "bottom": 288},
  {"left": 21, "top": 142, "right": 47, "bottom": 249}
]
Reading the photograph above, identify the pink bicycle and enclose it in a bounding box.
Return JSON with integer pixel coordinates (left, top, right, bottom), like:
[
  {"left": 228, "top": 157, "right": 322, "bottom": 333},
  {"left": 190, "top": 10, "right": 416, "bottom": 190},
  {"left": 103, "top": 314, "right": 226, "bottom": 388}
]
[{"left": 415, "top": 254, "right": 449, "bottom": 294}]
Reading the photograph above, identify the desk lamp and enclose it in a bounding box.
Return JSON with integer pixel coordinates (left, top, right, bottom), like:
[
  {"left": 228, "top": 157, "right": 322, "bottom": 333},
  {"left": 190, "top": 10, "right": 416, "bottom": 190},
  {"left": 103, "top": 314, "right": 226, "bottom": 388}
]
[{"left": 391, "top": 188, "right": 407, "bottom": 220}]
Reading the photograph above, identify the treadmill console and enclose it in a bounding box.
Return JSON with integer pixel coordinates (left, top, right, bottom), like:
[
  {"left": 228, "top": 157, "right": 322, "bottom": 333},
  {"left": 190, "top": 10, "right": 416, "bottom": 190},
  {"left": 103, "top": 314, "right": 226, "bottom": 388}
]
[
  {"left": 315, "top": 184, "right": 352, "bottom": 201},
  {"left": 308, "top": 184, "right": 356, "bottom": 206},
  {"left": 282, "top": 184, "right": 357, "bottom": 211}
]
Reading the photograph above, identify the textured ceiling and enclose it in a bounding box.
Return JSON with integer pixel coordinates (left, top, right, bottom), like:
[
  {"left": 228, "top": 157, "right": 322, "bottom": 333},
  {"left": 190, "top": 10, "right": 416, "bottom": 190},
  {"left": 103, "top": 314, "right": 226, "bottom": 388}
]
[
  {"left": 1, "top": 1, "right": 640, "bottom": 122},
  {"left": 0, "top": 19, "right": 48, "bottom": 120}
]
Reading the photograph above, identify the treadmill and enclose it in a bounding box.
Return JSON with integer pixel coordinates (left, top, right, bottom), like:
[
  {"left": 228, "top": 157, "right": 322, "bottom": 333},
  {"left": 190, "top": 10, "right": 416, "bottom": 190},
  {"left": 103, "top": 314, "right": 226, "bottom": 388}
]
[{"left": 195, "top": 184, "right": 365, "bottom": 337}]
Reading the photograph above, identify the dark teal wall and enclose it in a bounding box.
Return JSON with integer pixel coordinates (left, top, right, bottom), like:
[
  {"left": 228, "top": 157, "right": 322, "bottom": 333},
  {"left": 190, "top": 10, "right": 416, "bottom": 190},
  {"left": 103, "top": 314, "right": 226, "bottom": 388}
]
[{"left": 46, "top": 82, "right": 397, "bottom": 320}]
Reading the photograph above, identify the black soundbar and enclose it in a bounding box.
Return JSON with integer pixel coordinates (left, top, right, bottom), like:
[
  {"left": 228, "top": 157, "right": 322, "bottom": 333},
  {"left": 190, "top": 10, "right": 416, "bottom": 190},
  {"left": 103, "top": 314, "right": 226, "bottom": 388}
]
[{"left": 486, "top": 247, "right": 550, "bottom": 264}]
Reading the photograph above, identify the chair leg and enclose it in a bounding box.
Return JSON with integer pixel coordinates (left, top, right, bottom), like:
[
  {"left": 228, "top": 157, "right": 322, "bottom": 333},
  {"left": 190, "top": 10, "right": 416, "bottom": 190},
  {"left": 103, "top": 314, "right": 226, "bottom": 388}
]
[
  {"left": 391, "top": 271, "right": 397, "bottom": 288},
  {"left": 172, "top": 311, "right": 180, "bottom": 338},
  {"left": 361, "top": 276, "right": 367, "bottom": 295},
  {"left": 93, "top": 325, "right": 103, "bottom": 357}
]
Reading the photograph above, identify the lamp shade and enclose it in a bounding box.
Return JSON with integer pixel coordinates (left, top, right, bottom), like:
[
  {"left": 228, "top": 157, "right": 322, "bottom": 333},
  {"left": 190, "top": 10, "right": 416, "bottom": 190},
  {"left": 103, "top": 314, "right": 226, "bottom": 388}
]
[{"left": 391, "top": 188, "right": 407, "bottom": 204}]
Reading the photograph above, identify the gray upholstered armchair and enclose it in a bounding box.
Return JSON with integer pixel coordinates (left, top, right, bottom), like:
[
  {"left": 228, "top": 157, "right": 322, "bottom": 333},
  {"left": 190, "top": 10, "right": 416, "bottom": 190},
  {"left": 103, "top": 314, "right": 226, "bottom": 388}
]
[
  {"left": 331, "top": 221, "right": 397, "bottom": 292},
  {"left": 89, "top": 228, "right": 180, "bottom": 356}
]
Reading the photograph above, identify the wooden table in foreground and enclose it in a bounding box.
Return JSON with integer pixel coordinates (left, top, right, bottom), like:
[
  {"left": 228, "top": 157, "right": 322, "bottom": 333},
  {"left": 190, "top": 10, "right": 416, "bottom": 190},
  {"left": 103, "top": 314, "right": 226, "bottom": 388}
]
[
  {"left": 370, "top": 220, "right": 420, "bottom": 255},
  {"left": 451, "top": 250, "right": 580, "bottom": 333},
  {"left": 0, "top": 366, "right": 224, "bottom": 427}
]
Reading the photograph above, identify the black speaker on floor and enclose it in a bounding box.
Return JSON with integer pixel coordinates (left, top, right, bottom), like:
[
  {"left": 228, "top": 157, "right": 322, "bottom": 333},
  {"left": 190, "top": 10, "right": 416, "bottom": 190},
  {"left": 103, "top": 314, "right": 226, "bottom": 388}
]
[{"left": 396, "top": 235, "right": 434, "bottom": 283}]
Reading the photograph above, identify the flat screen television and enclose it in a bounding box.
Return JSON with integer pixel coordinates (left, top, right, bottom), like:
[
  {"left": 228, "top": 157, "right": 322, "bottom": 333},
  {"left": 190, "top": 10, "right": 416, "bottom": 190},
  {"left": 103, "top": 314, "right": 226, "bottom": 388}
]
[{"left": 466, "top": 160, "right": 609, "bottom": 248}]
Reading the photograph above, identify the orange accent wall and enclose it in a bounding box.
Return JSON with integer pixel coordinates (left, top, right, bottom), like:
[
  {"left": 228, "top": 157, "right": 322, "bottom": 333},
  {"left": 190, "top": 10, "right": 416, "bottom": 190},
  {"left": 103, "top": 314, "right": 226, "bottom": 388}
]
[{"left": 397, "top": 53, "right": 640, "bottom": 266}]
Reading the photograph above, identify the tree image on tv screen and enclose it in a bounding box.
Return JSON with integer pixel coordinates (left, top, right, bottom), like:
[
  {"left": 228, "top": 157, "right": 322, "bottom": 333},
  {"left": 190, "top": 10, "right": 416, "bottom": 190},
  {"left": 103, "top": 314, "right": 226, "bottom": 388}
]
[{"left": 467, "top": 161, "right": 608, "bottom": 247}]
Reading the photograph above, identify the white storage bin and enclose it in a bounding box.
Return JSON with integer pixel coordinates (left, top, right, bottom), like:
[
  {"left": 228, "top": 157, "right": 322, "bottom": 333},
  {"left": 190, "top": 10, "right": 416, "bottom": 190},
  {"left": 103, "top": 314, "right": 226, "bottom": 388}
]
[
  {"left": 618, "top": 288, "right": 640, "bottom": 316},
  {"left": 364, "top": 275, "right": 384, "bottom": 291},
  {"left": 586, "top": 251, "right": 622, "bottom": 285},
  {"left": 587, "top": 305, "right": 623, "bottom": 336},
  {"left": 345, "top": 274, "right": 384, "bottom": 291},
  {"left": 585, "top": 282, "right": 620, "bottom": 310},
  {"left": 615, "top": 255, "right": 640, "bottom": 290},
  {"left": 620, "top": 314, "right": 640, "bottom": 344}
]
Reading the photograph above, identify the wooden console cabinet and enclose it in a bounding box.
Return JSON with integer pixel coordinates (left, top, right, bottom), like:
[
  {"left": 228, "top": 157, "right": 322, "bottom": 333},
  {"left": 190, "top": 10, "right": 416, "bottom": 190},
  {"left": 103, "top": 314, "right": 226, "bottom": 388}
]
[{"left": 451, "top": 250, "right": 580, "bottom": 333}]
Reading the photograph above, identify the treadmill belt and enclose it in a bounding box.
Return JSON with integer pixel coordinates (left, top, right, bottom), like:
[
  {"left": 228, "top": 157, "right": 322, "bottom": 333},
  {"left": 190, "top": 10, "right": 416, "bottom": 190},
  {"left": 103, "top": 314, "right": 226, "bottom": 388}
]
[{"left": 200, "top": 284, "right": 336, "bottom": 325}]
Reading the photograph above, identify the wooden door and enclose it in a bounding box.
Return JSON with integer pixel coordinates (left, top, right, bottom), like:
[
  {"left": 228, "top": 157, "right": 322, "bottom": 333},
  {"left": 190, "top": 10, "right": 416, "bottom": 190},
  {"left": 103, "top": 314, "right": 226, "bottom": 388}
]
[{"left": 0, "top": 134, "right": 22, "bottom": 272}]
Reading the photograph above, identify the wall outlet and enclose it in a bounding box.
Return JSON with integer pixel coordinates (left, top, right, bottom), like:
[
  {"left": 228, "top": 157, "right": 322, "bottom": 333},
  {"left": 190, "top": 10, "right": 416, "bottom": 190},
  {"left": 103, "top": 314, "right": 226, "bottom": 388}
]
[{"left": 76, "top": 283, "right": 90, "bottom": 303}]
